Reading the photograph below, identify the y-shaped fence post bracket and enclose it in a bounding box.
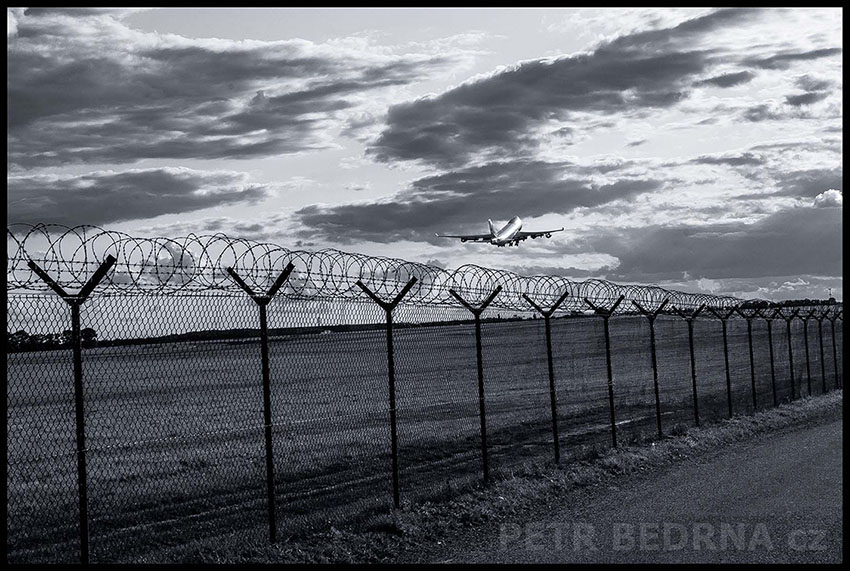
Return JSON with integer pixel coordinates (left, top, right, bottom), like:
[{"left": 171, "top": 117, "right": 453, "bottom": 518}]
[
  {"left": 632, "top": 298, "right": 670, "bottom": 438},
  {"left": 225, "top": 262, "right": 295, "bottom": 544},
  {"left": 583, "top": 294, "right": 624, "bottom": 448},
  {"left": 706, "top": 305, "right": 738, "bottom": 419},
  {"left": 226, "top": 262, "right": 295, "bottom": 305},
  {"left": 26, "top": 255, "right": 116, "bottom": 565},
  {"left": 671, "top": 304, "right": 705, "bottom": 427},
  {"left": 522, "top": 289, "right": 570, "bottom": 463},
  {"left": 354, "top": 277, "right": 418, "bottom": 509},
  {"left": 448, "top": 285, "right": 503, "bottom": 483}
]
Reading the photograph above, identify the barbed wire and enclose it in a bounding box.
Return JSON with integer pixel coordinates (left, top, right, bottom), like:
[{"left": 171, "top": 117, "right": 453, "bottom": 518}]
[{"left": 5, "top": 223, "right": 833, "bottom": 314}]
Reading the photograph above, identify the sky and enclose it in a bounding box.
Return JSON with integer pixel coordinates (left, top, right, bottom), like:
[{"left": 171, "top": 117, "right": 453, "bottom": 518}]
[{"left": 6, "top": 7, "right": 843, "bottom": 302}]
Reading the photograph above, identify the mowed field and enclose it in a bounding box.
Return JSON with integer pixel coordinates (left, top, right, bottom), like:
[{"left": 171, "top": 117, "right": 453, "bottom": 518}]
[{"left": 6, "top": 311, "right": 842, "bottom": 563}]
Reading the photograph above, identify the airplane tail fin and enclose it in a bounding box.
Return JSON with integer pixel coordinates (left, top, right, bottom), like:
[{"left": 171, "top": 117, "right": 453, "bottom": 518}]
[{"left": 488, "top": 218, "right": 496, "bottom": 237}]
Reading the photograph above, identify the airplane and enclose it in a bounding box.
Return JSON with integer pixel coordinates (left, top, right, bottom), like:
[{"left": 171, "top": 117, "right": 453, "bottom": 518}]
[{"left": 435, "top": 216, "right": 564, "bottom": 247}]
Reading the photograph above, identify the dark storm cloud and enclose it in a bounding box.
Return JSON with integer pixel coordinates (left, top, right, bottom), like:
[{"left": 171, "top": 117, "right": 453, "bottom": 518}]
[
  {"left": 294, "top": 160, "right": 663, "bottom": 243},
  {"left": 692, "top": 152, "right": 765, "bottom": 167},
  {"left": 740, "top": 104, "right": 785, "bottom": 122},
  {"left": 368, "top": 8, "right": 765, "bottom": 168},
  {"left": 745, "top": 47, "right": 842, "bottom": 70},
  {"left": 774, "top": 168, "right": 842, "bottom": 197},
  {"left": 785, "top": 91, "right": 830, "bottom": 107},
  {"left": 694, "top": 70, "right": 755, "bottom": 88},
  {"left": 20, "top": 7, "right": 142, "bottom": 18},
  {"left": 795, "top": 74, "right": 833, "bottom": 92},
  {"left": 7, "top": 168, "right": 269, "bottom": 226},
  {"left": 734, "top": 166, "right": 842, "bottom": 201},
  {"left": 7, "top": 9, "right": 460, "bottom": 168},
  {"left": 585, "top": 205, "right": 842, "bottom": 281}
]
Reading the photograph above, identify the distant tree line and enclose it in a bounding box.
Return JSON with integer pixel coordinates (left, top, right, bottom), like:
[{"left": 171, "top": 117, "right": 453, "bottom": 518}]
[
  {"left": 6, "top": 297, "right": 839, "bottom": 353},
  {"left": 7, "top": 328, "right": 97, "bottom": 352},
  {"left": 738, "top": 297, "right": 839, "bottom": 309}
]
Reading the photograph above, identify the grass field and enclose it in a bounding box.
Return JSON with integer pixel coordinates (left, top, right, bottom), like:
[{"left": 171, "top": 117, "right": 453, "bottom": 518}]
[{"left": 6, "top": 301, "right": 843, "bottom": 563}]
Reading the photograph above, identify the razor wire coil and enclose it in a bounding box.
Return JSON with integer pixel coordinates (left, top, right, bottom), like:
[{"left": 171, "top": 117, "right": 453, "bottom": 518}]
[{"left": 5, "top": 223, "right": 832, "bottom": 314}]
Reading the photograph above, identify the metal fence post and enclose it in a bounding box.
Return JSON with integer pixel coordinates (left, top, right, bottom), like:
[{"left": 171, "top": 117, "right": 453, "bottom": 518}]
[
  {"left": 761, "top": 310, "right": 779, "bottom": 407},
  {"left": 800, "top": 309, "right": 816, "bottom": 396},
  {"left": 671, "top": 305, "right": 705, "bottom": 427},
  {"left": 815, "top": 312, "right": 828, "bottom": 394},
  {"left": 449, "top": 286, "right": 503, "bottom": 483},
  {"left": 633, "top": 299, "right": 670, "bottom": 438},
  {"left": 523, "top": 289, "right": 570, "bottom": 463},
  {"left": 355, "top": 277, "right": 418, "bottom": 508},
  {"left": 226, "top": 262, "right": 295, "bottom": 543},
  {"left": 775, "top": 308, "right": 800, "bottom": 400},
  {"left": 827, "top": 308, "right": 842, "bottom": 389},
  {"left": 27, "top": 255, "right": 116, "bottom": 564},
  {"left": 775, "top": 308, "right": 802, "bottom": 400},
  {"left": 707, "top": 306, "right": 738, "bottom": 419},
  {"left": 584, "top": 295, "right": 625, "bottom": 448},
  {"left": 735, "top": 308, "right": 759, "bottom": 411}
]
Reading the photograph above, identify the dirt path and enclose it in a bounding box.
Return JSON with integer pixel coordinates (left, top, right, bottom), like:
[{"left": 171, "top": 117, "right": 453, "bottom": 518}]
[{"left": 434, "top": 417, "right": 842, "bottom": 563}]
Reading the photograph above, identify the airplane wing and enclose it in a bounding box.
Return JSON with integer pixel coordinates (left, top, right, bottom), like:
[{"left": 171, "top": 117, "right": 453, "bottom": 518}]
[
  {"left": 514, "top": 228, "right": 565, "bottom": 241},
  {"left": 435, "top": 232, "right": 492, "bottom": 243}
]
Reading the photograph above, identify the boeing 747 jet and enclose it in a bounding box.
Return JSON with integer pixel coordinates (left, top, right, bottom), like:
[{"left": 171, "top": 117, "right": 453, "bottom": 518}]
[{"left": 436, "top": 216, "right": 564, "bottom": 247}]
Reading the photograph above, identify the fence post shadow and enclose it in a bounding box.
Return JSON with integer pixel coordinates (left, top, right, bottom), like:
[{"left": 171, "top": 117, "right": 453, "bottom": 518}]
[
  {"left": 27, "top": 254, "right": 116, "bottom": 564},
  {"left": 583, "top": 295, "right": 625, "bottom": 448},
  {"left": 522, "top": 289, "right": 570, "bottom": 463},
  {"left": 226, "top": 262, "right": 295, "bottom": 544},
  {"left": 632, "top": 298, "right": 670, "bottom": 438},
  {"left": 448, "top": 286, "right": 503, "bottom": 484},
  {"left": 355, "top": 277, "right": 418, "bottom": 509}
]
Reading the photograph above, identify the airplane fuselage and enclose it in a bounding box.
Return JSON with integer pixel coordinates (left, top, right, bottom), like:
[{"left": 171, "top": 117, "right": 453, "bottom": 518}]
[{"left": 491, "top": 216, "right": 522, "bottom": 246}]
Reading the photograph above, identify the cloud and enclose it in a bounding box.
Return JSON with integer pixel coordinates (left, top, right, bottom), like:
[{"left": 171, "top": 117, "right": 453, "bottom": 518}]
[
  {"left": 368, "top": 8, "right": 767, "bottom": 169},
  {"left": 694, "top": 70, "right": 755, "bottom": 88},
  {"left": 7, "top": 7, "right": 22, "bottom": 37},
  {"left": 785, "top": 91, "right": 830, "bottom": 107},
  {"left": 745, "top": 47, "right": 842, "bottom": 70},
  {"left": 795, "top": 74, "right": 833, "bottom": 92},
  {"left": 696, "top": 277, "right": 722, "bottom": 293},
  {"left": 580, "top": 205, "right": 841, "bottom": 281},
  {"left": 692, "top": 152, "right": 765, "bottom": 167},
  {"left": 7, "top": 8, "right": 475, "bottom": 168},
  {"left": 813, "top": 189, "right": 842, "bottom": 208},
  {"left": 293, "top": 159, "right": 663, "bottom": 243},
  {"left": 7, "top": 167, "right": 269, "bottom": 226},
  {"left": 729, "top": 163, "right": 841, "bottom": 201},
  {"left": 774, "top": 168, "right": 842, "bottom": 199},
  {"left": 740, "top": 103, "right": 785, "bottom": 122}
]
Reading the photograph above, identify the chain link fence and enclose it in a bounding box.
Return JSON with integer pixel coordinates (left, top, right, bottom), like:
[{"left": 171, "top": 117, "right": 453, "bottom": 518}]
[{"left": 6, "top": 225, "right": 844, "bottom": 562}]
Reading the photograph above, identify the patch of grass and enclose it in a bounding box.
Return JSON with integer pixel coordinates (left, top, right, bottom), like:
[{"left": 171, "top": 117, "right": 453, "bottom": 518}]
[{"left": 155, "top": 391, "right": 841, "bottom": 563}]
